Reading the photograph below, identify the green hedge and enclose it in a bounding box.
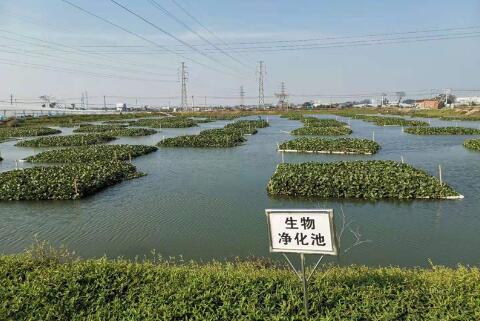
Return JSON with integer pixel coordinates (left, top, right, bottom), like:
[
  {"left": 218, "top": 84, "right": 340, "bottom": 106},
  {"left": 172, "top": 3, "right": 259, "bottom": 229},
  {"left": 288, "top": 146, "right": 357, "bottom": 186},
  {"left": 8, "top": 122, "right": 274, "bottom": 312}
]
[
  {"left": 291, "top": 126, "right": 352, "bottom": 136},
  {"left": 1, "top": 253, "right": 479, "bottom": 320},
  {"left": 279, "top": 138, "right": 380, "bottom": 154},
  {"left": 464, "top": 139, "right": 480, "bottom": 151},
  {"left": 25, "top": 145, "right": 158, "bottom": 163},
  {"left": 404, "top": 127, "right": 480, "bottom": 135},
  {"left": 131, "top": 117, "right": 198, "bottom": 128},
  {"left": 15, "top": 134, "right": 116, "bottom": 147},
  {"left": 0, "top": 127, "right": 61, "bottom": 139},
  {"left": 267, "top": 161, "right": 460, "bottom": 199},
  {"left": 0, "top": 161, "right": 141, "bottom": 200}
]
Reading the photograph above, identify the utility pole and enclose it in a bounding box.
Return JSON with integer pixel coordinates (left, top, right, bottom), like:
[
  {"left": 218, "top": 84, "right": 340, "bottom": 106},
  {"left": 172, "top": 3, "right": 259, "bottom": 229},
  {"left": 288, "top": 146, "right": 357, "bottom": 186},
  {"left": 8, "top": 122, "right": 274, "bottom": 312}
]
[
  {"left": 257, "top": 61, "right": 265, "bottom": 109},
  {"left": 240, "top": 85, "right": 245, "bottom": 108},
  {"left": 10, "top": 94, "right": 13, "bottom": 105},
  {"left": 204, "top": 96, "right": 207, "bottom": 110},
  {"left": 85, "top": 91, "right": 89, "bottom": 109},
  {"left": 192, "top": 95, "right": 195, "bottom": 110},
  {"left": 104, "top": 96, "right": 107, "bottom": 110},
  {"left": 275, "top": 82, "right": 289, "bottom": 109},
  {"left": 381, "top": 93, "right": 387, "bottom": 107},
  {"left": 445, "top": 88, "right": 450, "bottom": 108},
  {"left": 180, "top": 62, "right": 188, "bottom": 110}
]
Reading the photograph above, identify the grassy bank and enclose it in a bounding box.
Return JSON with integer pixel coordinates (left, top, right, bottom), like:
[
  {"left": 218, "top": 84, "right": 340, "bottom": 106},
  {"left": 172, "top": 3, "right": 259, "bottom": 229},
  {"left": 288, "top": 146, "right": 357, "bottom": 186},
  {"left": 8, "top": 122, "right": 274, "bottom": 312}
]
[{"left": 1, "top": 250, "right": 479, "bottom": 320}]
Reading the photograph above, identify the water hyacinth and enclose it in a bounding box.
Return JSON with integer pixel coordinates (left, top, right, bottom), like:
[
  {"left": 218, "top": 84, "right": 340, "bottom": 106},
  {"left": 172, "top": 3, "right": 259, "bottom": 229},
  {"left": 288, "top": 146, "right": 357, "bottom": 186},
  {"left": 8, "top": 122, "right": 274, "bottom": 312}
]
[
  {"left": 464, "top": 139, "right": 480, "bottom": 151},
  {"left": 73, "top": 124, "right": 128, "bottom": 133},
  {"left": 131, "top": 117, "right": 198, "bottom": 128},
  {"left": 15, "top": 134, "right": 116, "bottom": 147},
  {"left": 353, "top": 115, "right": 430, "bottom": 127},
  {"left": 301, "top": 117, "right": 348, "bottom": 127},
  {"left": 279, "top": 137, "right": 380, "bottom": 154},
  {"left": 0, "top": 161, "right": 142, "bottom": 201},
  {"left": 404, "top": 127, "right": 480, "bottom": 135},
  {"left": 73, "top": 125, "right": 156, "bottom": 136},
  {"left": 158, "top": 119, "right": 268, "bottom": 148},
  {"left": 291, "top": 126, "right": 352, "bottom": 136},
  {"left": 267, "top": 160, "right": 460, "bottom": 199},
  {"left": 25, "top": 145, "right": 158, "bottom": 163},
  {"left": 0, "top": 127, "right": 61, "bottom": 139}
]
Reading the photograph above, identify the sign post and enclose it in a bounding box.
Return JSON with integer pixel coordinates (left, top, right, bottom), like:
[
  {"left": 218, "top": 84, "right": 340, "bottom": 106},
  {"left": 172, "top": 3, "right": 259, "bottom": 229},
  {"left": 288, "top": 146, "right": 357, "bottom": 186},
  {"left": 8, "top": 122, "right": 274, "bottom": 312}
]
[{"left": 266, "top": 209, "right": 338, "bottom": 317}]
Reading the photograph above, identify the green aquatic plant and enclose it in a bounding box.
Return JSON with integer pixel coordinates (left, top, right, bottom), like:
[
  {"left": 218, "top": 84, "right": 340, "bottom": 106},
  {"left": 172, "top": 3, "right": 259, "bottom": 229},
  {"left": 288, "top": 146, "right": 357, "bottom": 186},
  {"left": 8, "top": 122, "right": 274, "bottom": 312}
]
[
  {"left": 464, "top": 139, "right": 480, "bottom": 151},
  {"left": 267, "top": 160, "right": 460, "bottom": 199},
  {"left": 0, "top": 161, "right": 142, "bottom": 200},
  {"left": 131, "top": 117, "right": 198, "bottom": 128},
  {"left": 291, "top": 126, "right": 352, "bottom": 136},
  {"left": 25, "top": 145, "right": 158, "bottom": 163},
  {"left": 404, "top": 127, "right": 480, "bottom": 135},
  {"left": 354, "top": 115, "right": 430, "bottom": 127},
  {"left": 279, "top": 137, "right": 380, "bottom": 154},
  {"left": 15, "top": 134, "right": 116, "bottom": 147},
  {"left": 0, "top": 127, "right": 61, "bottom": 139}
]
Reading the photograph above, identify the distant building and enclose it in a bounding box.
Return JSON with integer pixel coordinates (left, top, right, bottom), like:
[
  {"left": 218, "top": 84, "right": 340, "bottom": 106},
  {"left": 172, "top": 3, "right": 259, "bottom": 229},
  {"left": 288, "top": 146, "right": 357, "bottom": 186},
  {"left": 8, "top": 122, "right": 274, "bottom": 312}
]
[
  {"left": 116, "top": 103, "right": 127, "bottom": 112},
  {"left": 416, "top": 99, "right": 441, "bottom": 109},
  {"left": 455, "top": 97, "right": 480, "bottom": 106}
]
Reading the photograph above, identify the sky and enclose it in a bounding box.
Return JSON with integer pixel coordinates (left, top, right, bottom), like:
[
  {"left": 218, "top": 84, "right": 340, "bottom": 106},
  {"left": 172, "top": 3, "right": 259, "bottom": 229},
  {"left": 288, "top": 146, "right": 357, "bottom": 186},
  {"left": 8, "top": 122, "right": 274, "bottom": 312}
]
[{"left": 0, "top": 0, "right": 479, "bottom": 108}]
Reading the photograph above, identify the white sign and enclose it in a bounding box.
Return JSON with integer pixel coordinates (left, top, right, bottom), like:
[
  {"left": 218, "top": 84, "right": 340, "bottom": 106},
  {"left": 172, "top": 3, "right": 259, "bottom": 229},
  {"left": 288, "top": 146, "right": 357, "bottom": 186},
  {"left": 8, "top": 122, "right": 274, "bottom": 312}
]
[{"left": 266, "top": 209, "right": 338, "bottom": 255}]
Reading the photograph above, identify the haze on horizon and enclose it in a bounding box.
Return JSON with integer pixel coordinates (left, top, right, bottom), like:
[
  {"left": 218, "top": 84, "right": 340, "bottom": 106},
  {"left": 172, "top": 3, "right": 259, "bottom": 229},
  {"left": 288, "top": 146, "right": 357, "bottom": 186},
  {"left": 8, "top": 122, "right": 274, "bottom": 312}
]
[{"left": 0, "top": 0, "right": 479, "bottom": 107}]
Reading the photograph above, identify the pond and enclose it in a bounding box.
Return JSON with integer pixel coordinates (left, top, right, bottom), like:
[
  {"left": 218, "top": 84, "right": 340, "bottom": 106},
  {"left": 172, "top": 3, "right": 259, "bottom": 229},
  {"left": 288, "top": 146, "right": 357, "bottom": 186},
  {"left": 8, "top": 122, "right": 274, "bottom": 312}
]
[{"left": 1, "top": 115, "right": 479, "bottom": 267}]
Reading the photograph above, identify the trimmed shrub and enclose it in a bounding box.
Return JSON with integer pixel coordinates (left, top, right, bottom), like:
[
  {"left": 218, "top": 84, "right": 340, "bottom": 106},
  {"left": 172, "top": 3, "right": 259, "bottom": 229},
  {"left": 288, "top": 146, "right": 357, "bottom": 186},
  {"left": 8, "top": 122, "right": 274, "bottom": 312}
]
[
  {"left": 25, "top": 145, "right": 158, "bottom": 163},
  {"left": 404, "top": 127, "right": 480, "bottom": 135},
  {"left": 279, "top": 138, "right": 380, "bottom": 154},
  {"left": 291, "top": 126, "right": 352, "bottom": 136},
  {"left": 267, "top": 160, "right": 460, "bottom": 199},
  {"left": 464, "top": 139, "right": 480, "bottom": 151},
  {"left": 15, "top": 134, "right": 116, "bottom": 147},
  {"left": 0, "top": 254, "right": 479, "bottom": 320},
  {"left": 0, "top": 127, "right": 61, "bottom": 138},
  {"left": 0, "top": 161, "right": 142, "bottom": 200}
]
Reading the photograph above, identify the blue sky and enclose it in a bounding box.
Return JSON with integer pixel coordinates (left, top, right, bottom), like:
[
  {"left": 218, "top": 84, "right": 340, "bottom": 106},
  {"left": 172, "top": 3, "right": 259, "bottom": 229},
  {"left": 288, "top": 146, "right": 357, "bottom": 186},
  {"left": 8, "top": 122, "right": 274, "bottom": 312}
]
[{"left": 0, "top": 0, "right": 479, "bottom": 107}]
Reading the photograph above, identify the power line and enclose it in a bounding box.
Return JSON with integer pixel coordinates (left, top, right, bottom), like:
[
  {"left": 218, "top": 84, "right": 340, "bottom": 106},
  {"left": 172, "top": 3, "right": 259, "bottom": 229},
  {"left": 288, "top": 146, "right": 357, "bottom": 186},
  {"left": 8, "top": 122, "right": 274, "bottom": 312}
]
[
  {"left": 107, "top": 0, "right": 244, "bottom": 78},
  {"left": 59, "top": 0, "right": 239, "bottom": 78},
  {"left": 148, "top": 0, "right": 250, "bottom": 71}
]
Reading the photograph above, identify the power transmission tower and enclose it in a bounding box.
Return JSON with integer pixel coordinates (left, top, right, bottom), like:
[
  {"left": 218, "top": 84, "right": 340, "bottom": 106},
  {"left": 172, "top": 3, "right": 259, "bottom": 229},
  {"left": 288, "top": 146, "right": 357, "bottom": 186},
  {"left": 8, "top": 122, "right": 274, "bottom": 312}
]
[
  {"left": 180, "top": 62, "right": 188, "bottom": 110},
  {"left": 257, "top": 61, "right": 265, "bottom": 109},
  {"left": 240, "top": 85, "right": 245, "bottom": 108},
  {"left": 275, "top": 82, "right": 289, "bottom": 109}
]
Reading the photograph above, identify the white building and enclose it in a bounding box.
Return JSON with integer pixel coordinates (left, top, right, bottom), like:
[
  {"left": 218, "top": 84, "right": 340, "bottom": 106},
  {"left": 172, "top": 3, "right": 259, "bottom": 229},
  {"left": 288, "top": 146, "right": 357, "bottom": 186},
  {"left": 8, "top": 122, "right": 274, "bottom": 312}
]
[
  {"left": 116, "top": 103, "right": 127, "bottom": 111},
  {"left": 455, "top": 97, "right": 480, "bottom": 105}
]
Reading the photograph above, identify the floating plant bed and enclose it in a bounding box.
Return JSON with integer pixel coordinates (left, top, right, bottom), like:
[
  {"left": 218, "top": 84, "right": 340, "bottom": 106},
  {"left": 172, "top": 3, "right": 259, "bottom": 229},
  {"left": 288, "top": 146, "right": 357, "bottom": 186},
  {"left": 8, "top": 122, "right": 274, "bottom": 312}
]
[
  {"left": 404, "top": 127, "right": 480, "bottom": 135},
  {"left": 73, "top": 125, "right": 156, "bottom": 137},
  {"left": 354, "top": 115, "right": 430, "bottom": 127},
  {"left": 302, "top": 117, "right": 348, "bottom": 127},
  {"left": 131, "top": 117, "right": 198, "bottom": 128},
  {"left": 73, "top": 124, "right": 128, "bottom": 133},
  {"left": 159, "top": 133, "right": 245, "bottom": 148},
  {"left": 15, "top": 134, "right": 116, "bottom": 147},
  {"left": 24, "top": 145, "right": 158, "bottom": 163},
  {"left": 278, "top": 138, "right": 380, "bottom": 155},
  {"left": 267, "top": 161, "right": 462, "bottom": 200},
  {"left": 0, "top": 127, "right": 61, "bottom": 139},
  {"left": 225, "top": 120, "right": 270, "bottom": 129},
  {"left": 464, "top": 139, "right": 480, "bottom": 151},
  {"left": 0, "top": 161, "right": 143, "bottom": 201},
  {"left": 291, "top": 126, "right": 352, "bottom": 136},
  {"left": 200, "top": 127, "right": 258, "bottom": 136}
]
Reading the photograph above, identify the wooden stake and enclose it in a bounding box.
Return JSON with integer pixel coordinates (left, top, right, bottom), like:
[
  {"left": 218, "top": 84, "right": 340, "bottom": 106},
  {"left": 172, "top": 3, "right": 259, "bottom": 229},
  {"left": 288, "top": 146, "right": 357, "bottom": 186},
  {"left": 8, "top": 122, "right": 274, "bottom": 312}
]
[{"left": 439, "top": 165, "right": 443, "bottom": 185}]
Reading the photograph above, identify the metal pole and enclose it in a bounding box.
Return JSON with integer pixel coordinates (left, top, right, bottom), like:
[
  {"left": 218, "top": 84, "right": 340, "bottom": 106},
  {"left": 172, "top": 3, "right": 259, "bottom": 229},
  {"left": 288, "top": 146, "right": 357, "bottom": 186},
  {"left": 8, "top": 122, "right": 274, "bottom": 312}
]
[{"left": 300, "top": 253, "right": 308, "bottom": 317}]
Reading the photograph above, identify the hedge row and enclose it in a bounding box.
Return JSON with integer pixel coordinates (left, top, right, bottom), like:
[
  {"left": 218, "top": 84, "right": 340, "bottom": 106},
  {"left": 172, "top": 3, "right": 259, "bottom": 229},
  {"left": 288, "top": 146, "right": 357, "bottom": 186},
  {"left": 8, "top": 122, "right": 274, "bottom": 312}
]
[
  {"left": 1, "top": 252, "right": 479, "bottom": 320},
  {"left": 354, "top": 115, "right": 430, "bottom": 127},
  {"left": 291, "top": 126, "right": 352, "bottom": 136},
  {"left": 404, "top": 127, "right": 480, "bottom": 135},
  {"left": 158, "top": 120, "right": 268, "bottom": 148},
  {"left": 279, "top": 138, "right": 380, "bottom": 154},
  {"left": 25, "top": 145, "right": 158, "bottom": 163},
  {"left": 131, "top": 117, "right": 198, "bottom": 128},
  {"left": 267, "top": 160, "right": 460, "bottom": 199},
  {"left": 15, "top": 134, "right": 116, "bottom": 147},
  {"left": 0, "top": 127, "right": 61, "bottom": 139},
  {"left": 0, "top": 161, "right": 141, "bottom": 200},
  {"left": 464, "top": 139, "right": 480, "bottom": 151}
]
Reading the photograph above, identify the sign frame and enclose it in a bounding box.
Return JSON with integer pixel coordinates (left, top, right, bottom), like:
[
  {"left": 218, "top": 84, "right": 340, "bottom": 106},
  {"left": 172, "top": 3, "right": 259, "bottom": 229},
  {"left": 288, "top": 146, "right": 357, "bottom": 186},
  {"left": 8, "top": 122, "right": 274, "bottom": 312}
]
[{"left": 266, "top": 208, "right": 339, "bottom": 256}]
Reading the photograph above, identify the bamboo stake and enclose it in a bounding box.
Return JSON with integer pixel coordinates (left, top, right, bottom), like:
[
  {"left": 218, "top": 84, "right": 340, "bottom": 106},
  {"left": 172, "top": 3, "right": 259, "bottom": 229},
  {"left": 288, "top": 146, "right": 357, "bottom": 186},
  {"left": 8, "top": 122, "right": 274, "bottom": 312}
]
[
  {"left": 372, "top": 131, "right": 375, "bottom": 142},
  {"left": 401, "top": 155, "right": 404, "bottom": 164},
  {"left": 73, "top": 178, "right": 78, "bottom": 196},
  {"left": 282, "top": 151, "right": 285, "bottom": 163},
  {"left": 439, "top": 165, "right": 443, "bottom": 185}
]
